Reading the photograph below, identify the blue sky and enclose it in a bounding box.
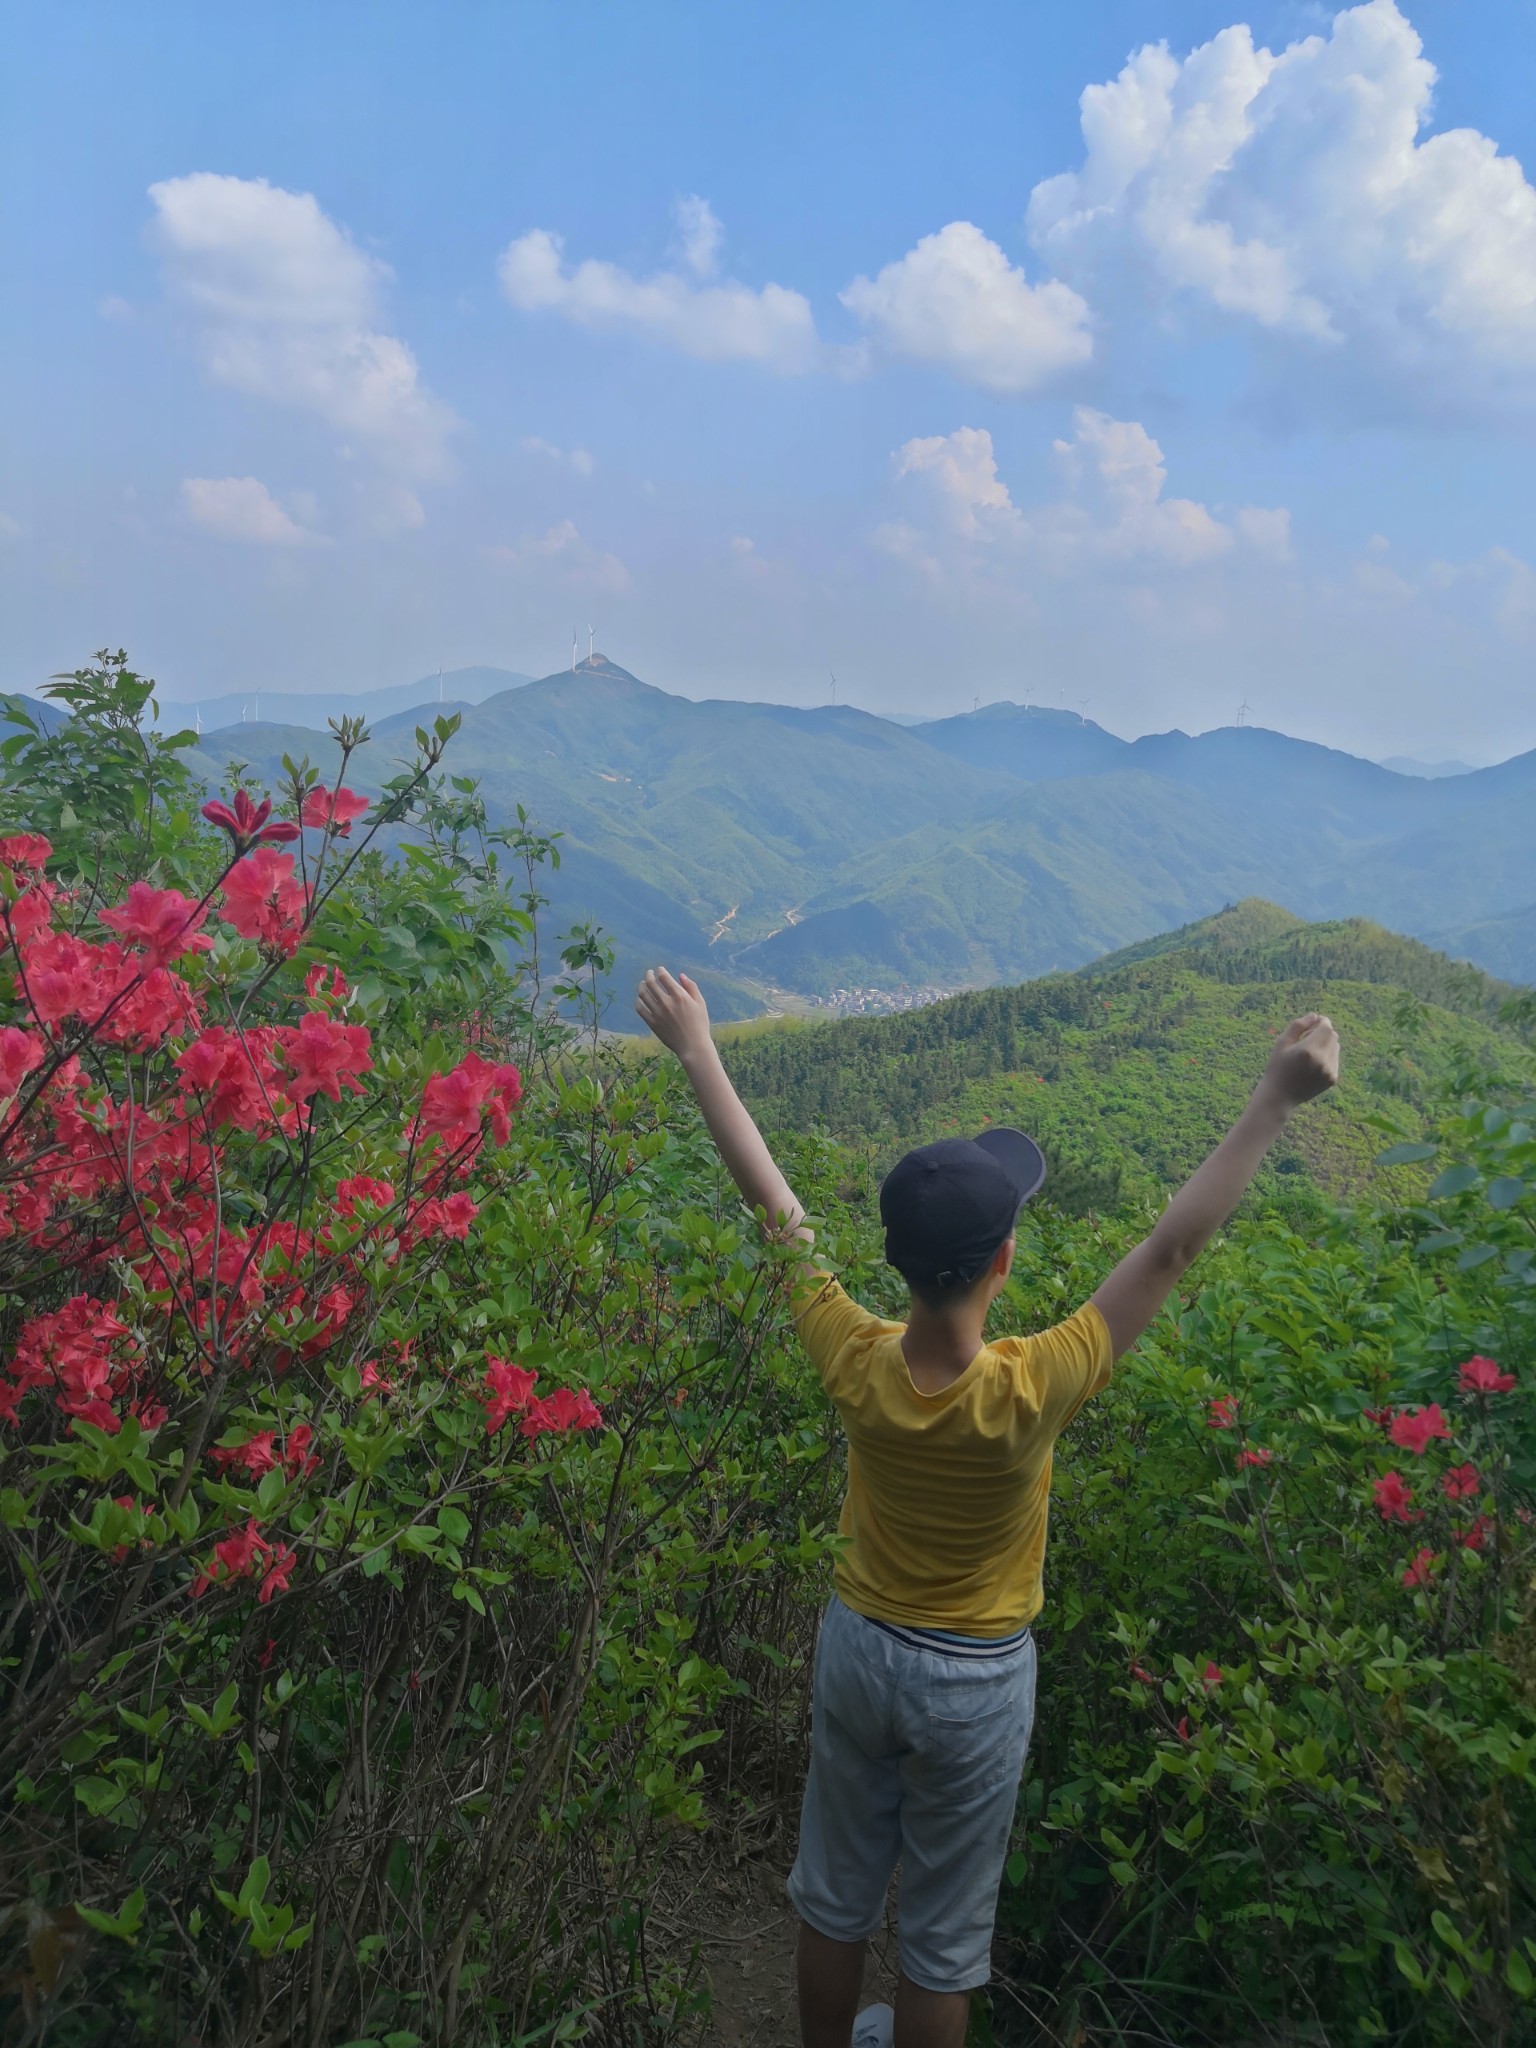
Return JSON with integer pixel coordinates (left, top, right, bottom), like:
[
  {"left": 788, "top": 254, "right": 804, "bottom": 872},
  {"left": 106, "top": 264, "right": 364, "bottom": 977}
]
[{"left": 4, "top": 0, "right": 1536, "bottom": 760}]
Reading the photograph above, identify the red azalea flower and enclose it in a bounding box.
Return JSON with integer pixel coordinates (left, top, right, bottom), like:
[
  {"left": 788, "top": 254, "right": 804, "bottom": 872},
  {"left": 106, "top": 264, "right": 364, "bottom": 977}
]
[
  {"left": 523, "top": 1385, "right": 603, "bottom": 1436},
  {"left": 1131, "top": 1663, "right": 1157, "bottom": 1685},
  {"left": 1459, "top": 1355, "right": 1517, "bottom": 1395},
  {"left": 1401, "top": 1547, "right": 1439, "bottom": 1589},
  {"left": 358, "top": 1360, "right": 394, "bottom": 1399},
  {"left": 419, "top": 1053, "right": 523, "bottom": 1149},
  {"left": 201, "top": 789, "right": 302, "bottom": 852},
  {"left": 21, "top": 930, "right": 119, "bottom": 1026},
  {"left": 1441, "top": 1462, "right": 1481, "bottom": 1502},
  {"left": 220, "top": 848, "right": 308, "bottom": 955},
  {"left": 1454, "top": 1514, "right": 1492, "bottom": 1552},
  {"left": 1237, "top": 1447, "right": 1273, "bottom": 1468},
  {"left": 281, "top": 1423, "right": 319, "bottom": 1478},
  {"left": 0, "top": 831, "right": 52, "bottom": 871},
  {"left": 1372, "top": 1470, "right": 1416, "bottom": 1524},
  {"left": 98, "top": 882, "right": 212, "bottom": 967},
  {"left": 257, "top": 1637, "right": 277, "bottom": 1670},
  {"left": 484, "top": 1356, "right": 538, "bottom": 1434},
  {"left": 1388, "top": 1404, "right": 1452, "bottom": 1456},
  {"left": 300, "top": 786, "right": 370, "bottom": 835},
  {"left": 303, "top": 962, "right": 349, "bottom": 1001},
  {"left": 279, "top": 1010, "right": 372, "bottom": 1104},
  {"left": 1206, "top": 1395, "right": 1238, "bottom": 1429},
  {"left": 1362, "top": 1406, "right": 1393, "bottom": 1427},
  {"left": 1201, "top": 1661, "right": 1223, "bottom": 1689},
  {"left": 1176, "top": 1717, "right": 1193, "bottom": 1742},
  {"left": 0, "top": 1025, "right": 44, "bottom": 1100},
  {"left": 333, "top": 1174, "right": 395, "bottom": 1218},
  {"left": 258, "top": 1542, "right": 297, "bottom": 1604}
]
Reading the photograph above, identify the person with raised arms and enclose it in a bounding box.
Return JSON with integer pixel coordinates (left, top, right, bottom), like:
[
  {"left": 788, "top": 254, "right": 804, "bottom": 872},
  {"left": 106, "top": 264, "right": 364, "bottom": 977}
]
[{"left": 636, "top": 966, "right": 1339, "bottom": 2048}]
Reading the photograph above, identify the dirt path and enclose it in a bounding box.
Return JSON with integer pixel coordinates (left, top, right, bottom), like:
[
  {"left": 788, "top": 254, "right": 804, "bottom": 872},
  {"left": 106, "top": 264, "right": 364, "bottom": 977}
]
[{"left": 697, "top": 1859, "right": 900, "bottom": 2046}]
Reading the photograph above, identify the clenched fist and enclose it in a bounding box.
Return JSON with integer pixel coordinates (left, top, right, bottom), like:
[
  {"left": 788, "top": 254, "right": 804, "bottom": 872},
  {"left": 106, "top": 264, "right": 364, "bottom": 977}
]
[{"left": 1259, "top": 1012, "right": 1340, "bottom": 1111}]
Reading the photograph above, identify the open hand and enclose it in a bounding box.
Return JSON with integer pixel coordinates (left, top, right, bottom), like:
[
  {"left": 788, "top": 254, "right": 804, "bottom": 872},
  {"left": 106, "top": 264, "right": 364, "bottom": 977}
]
[
  {"left": 1260, "top": 1012, "right": 1340, "bottom": 1110},
  {"left": 635, "top": 967, "right": 714, "bottom": 1064}
]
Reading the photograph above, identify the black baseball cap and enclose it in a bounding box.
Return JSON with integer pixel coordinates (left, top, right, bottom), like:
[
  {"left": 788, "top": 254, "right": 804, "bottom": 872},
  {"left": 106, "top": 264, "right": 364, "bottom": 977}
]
[{"left": 879, "top": 1127, "right": 1048, "bottom": 1289}]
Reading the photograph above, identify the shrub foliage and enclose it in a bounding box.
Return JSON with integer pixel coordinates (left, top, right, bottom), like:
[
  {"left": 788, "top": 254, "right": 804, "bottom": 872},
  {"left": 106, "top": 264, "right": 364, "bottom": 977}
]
[{"left": 1, "top": 657, "right": 1533, "bottom": 2047}]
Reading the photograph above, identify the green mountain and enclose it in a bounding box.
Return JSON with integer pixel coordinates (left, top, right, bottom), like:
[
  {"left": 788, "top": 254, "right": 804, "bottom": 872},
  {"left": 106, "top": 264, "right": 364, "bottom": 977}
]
[
  {"left": 143, "top": 657, "right": 1536, "bottom": 1008},
  {"left": 718, "top": 903, "right": 1533, "bottom": 1214}
]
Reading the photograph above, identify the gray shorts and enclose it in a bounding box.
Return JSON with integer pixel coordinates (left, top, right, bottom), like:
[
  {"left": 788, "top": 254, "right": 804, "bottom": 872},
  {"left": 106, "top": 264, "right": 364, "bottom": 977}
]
[{"left": 787, "top": 1595, "right": 1037, "bottom": 1994}]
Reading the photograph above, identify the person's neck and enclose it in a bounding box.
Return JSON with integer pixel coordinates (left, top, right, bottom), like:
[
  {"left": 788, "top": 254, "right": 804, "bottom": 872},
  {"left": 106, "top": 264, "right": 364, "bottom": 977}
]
[{"left": 901, "top": 1292, "right": 993, "bottom": 1393}]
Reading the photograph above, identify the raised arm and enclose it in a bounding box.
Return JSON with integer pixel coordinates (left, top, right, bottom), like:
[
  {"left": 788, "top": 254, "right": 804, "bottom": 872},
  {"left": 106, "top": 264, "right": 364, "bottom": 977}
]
[
  {"left": 635, "top": 968, "right": 813, "bottom": 1244},
  {"left": 1091, "top": 1012, "right": 1340, "bottom": 1360}
]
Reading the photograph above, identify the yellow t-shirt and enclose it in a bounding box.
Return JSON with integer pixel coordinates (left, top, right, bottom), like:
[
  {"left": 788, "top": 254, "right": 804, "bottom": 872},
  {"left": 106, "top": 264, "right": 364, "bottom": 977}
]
[{"left": 792, "top": 1276, "right": 1113, "bottom": 1636}]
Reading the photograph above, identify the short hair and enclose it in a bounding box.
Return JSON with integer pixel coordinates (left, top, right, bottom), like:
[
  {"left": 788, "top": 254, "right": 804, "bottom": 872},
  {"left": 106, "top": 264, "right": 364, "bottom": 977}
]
[{"left": 896, "top": 1246, "right": 1005, "bottom": 1313}]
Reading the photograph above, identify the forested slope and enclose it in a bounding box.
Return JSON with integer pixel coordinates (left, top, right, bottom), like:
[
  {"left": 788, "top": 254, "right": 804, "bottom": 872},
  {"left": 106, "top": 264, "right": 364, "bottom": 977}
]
[{"left": 722, "top": 904, "right": 1534, "bottom": 1213}]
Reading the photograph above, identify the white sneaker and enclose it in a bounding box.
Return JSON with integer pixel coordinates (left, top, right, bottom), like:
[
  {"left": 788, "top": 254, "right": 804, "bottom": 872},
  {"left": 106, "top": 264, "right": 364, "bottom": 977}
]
[{"left": 852, "top": 2004, "right": 895, "bottom": 2048}]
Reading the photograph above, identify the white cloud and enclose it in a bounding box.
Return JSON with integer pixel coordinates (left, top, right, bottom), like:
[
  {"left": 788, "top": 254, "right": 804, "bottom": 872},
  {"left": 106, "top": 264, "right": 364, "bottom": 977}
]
[
  {"left": 98, "top": 294, "right": 134, "bottom": 323},
  {"left": 485, "top": 519, "right": 631, "bottom": 595},
  {"left": 357, "top": 483, "right": 426, "bottom": 538},
  {"left": 149, "top": 173, "right": 455, "bottom": 477},
  {"left": 524, "top": 435, "right": 595, "bottom": 477},
  {"left": 892, "top": 427, "right": 1024, "bottom": 542},
  {"left": 672, "top": 195, "right": 724, "bottom": 278},
  {"left": 1050, "top": 410, "right": 1233, "bottom": 566},
  {"left": 181, "top": 475, "right": 323, "bottom": 547},
  {"left": 1236, "top": 506, "right": 1292, "bottom": 560},
  {"left": 841, "top": 221, "right": 1093, "bottom": 394},
  {"left": 1026, "top": 1, "right": 1536, "bottom": 411},
  {"left": 887, "top": 412, "right": 1257, "bottom": 575},
  {"left": 497, "top": 207, "right": 822, "bottom": 372}
]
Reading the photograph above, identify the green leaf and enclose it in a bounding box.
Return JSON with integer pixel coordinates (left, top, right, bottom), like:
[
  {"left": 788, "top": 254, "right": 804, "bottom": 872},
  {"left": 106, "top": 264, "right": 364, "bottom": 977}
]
[
  {"left": 1428, "top": 1164, "right": 1480, "bottom": 1200},
  {"left": 1507, "top": 1948, "right": 1535, "bottom": 1998},
  {"left": 1004, "top": 1851, "right": 1027, "bottom": 1888},
  {"left": 1486, "top": 1176, "right": 1527, "bottom": 1212},
  {"left": 75, "top": 1886, "right": 145, "bottom": 1942},
  {"left": 1376, "top": 1141, "right": 1438, "bottom": 1166}
]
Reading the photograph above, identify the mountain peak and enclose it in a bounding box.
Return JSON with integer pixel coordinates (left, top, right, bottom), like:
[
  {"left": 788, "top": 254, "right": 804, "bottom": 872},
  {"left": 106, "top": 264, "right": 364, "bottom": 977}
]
[{"left": 533, "top": 653, "right": 649, "bottom": 688}]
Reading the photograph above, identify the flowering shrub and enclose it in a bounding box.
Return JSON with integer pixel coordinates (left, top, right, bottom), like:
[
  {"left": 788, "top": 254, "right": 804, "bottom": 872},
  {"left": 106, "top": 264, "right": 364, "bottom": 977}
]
[
  {"left": 0, "top": 661, "right": 843, "bottom": 2045},
  {"left": 997, "top": 1097, "right": 1536, "bottom": 2045}
]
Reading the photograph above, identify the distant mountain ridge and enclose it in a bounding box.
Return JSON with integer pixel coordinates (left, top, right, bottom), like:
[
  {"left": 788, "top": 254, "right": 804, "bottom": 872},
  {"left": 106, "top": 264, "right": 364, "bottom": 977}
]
[
  {"left": 20, "top": 655, "right": 1535, "bottom": 1008},
  {"left": 152, "top": 666, "right": 532, "bottom": 736}
]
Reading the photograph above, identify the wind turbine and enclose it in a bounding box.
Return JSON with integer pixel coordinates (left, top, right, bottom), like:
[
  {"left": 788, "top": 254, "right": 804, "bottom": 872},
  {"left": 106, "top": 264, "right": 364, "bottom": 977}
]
[
  {"left": 973, "top": 694, "right": 980, "bottom": 713},
  {"left": 829, "top": 671, "right": 837, "bottom": 705},
  {"left": 588, "top": 623, "right": 595, "bottom": 663},
  {"left": 1236, "top": 699, "right": 1252, "bottom": 728},
  {"left": 437, "top": 663, "right": 444, "bottom": 704},
  {"left": 195, "top": 705, "right": 202, "bottom": 735},
  {"left": 571, "top": 629, "right": 577, "bottom": 675}
]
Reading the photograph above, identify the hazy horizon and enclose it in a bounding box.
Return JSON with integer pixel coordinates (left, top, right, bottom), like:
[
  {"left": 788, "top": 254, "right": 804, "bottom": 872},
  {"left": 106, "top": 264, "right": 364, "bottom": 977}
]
[{"left": 6, "top": 2, "right": 1536, "bottom": 765}]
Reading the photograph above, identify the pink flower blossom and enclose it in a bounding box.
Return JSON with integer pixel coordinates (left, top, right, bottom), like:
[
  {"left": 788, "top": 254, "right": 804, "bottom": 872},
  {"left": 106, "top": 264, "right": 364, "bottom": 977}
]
[
  {"left": 484, "top": 1356, "right": 538, "bottom": 1434},
  {"left": 0, "top": 831, "right": 52, "bottom": 871},
  {"left": 1201, "top": 1662, "right": 1223, "bottom": 1689},
  {"left": 1455, "top": 1514, "right": 1492, "bottom": 1552},
  {"left": 1388, "top": 1404, "right": 1452, "bottom": 1456},
  {"left": 1206, "top": 1395, "right": 1238, "bottom": 1429},
  {"left": 98, "top": 882, "right": 212, "bottom": 967},
  {"left": 278, "top": 1010, "right": 372, "bottom": 1104},
  {"left": 1372, "top": 1471, "right": 1416, "bottom": 1524},
  {"left": 1441, "top": 1462, "right": 1481, "bottom": 1502},
  {"left": 1401, "top": 1548, "right": 1439, "bottom": 1589},
  {"left": 1237, "top": 1447, "right": 1273, "bottom": 1468},
  {"left": 300, "top": 787, "right": 370, "bottom": 835},
  {"left": 220, "top": 849, "right": 307, "bottom": 955},
  {"left": 201, "top": 789, "right": 301, "bottom": 852},
  {"left": 1459, "top": 1355, "right": 1517, "bottom": 1395},
  {"left": 0, "top": 1025, "right": 44, "bottom": 1100}
]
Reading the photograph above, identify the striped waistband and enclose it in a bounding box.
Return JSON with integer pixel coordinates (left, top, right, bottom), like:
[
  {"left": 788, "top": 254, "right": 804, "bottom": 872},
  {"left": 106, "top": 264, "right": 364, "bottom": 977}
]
[{"left": 861, "top": 1614, "right": 1033, "bottom": 1661}]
